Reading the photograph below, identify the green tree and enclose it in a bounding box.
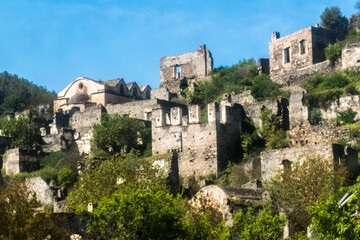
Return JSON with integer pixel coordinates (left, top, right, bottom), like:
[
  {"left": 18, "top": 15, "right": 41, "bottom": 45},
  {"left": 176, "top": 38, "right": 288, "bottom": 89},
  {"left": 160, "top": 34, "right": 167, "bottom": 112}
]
[
  {"left": 320, "top": 6, "right": 348, "bottom": 31},
  {"left": 0, "top": 180, "right": 67, "bottom": 239},
  {"left": 310, "top": 108, "right": 323, "bottom": 125},
  {"left": 268, "top": 155, "right": 346, "bottom": 234},
  {"left": 309, "top": 192, "right": 360, "bottom": 239},
  {"left": 231, "top": 205, "right": 285, "bottom": 240},
  {"left": 86, "top": 188, "right": 187, "bottom": 240},
  {"left": 1, "top": 115, "right": 41, "bottom": 149},
  {"left": 66, "top": 150, "right": 165, "bottom": 212},
  {"left": 92, "top": 113, "right": 150, "bottom": 155}
]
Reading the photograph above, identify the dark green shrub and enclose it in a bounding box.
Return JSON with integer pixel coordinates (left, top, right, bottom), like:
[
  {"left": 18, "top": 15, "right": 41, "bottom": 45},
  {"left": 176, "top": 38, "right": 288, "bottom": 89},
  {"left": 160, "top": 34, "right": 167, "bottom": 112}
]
[
  {"left": 41, "top": 151, "right": 66, "bottom": 168},
  {"left": 57, "top": 167, "right": 77, "bottom": 188},
  {"left": 336, "top": 108, "right": 357, "bottom": 125},
  {"left": 319, "top": 74, "right": 349, "bottom": 90},
  {"left": 250, "top": 74, "right": 282, "bottom": 102},
  {"left": 325, "top": 42, "right": 343, "bottom": 66},
  {"left": 310, "top": 108, "right": 323, "bottom": 125}
]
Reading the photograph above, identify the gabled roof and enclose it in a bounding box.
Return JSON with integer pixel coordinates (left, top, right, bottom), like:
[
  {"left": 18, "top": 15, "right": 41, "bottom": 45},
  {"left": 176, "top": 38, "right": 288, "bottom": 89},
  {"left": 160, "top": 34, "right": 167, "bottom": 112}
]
[{"left": 139, "top": 85, "right": 151, "bottom": 92}]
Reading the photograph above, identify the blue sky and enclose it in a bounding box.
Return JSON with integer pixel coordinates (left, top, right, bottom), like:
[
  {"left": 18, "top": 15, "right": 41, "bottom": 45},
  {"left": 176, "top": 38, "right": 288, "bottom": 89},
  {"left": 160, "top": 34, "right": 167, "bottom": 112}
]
[{"left": 0, "top": 0, "right": 356, "bottom": 92}]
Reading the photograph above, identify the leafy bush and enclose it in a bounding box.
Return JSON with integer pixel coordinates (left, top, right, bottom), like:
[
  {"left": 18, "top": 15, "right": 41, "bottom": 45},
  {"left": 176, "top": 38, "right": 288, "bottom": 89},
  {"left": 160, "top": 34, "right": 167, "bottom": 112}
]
[
  {"left": 259, "top": 108, "right": 288, "bottom": 149},
  {"left": 41, "top": 151, "right": 66, "bottom": 168},
  {"left": 231, "top": 205, "right": 285, "bottom": 239},
  {"left": 310, "top": 108, "right": 323, "bottom": 125},
  {"left": 325, "top": 42, "right": 344, "bottom": 66},
  {"left": 336, "top": 108, "right": 357, "bottom": 125},
  {"left": 57, "top": 167, "right": 77, "bottom": 188},
  {"left": 268, "top": 155, "right": 347, "bottom": 233},
  {"left": 250, "top": 74, "right": 282, "bottom": 102}
]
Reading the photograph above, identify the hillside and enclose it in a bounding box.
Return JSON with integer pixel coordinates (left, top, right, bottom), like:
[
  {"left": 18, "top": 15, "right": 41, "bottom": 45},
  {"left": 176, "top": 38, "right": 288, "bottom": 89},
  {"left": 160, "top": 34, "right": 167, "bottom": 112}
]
[{"left": 0, "top": 71, "right": 56, "bottom": 115}]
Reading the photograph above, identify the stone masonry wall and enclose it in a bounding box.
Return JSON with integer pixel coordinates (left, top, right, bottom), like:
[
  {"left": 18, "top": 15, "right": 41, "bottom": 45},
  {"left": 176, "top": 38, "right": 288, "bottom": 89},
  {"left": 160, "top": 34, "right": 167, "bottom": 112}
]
[
  {"left": 160, "top": 44, "right": 213, "bottom": 94},
  {"left": 342, "top": 43, "right": 360, "bottom": 70},
  {"left": 261, "top": 144, "right": 334, "bottom": 180},
  {"left": 288, "top": 88, "right": 352, "bottom": 147},
  {"left": 3, "top": 148, "right": 41, "bottom": 175},
  {"left": 271, "top": 60, "right": 338, "bottom": 86},
  {"left": 152, "top": 104, "right": 219, "bottom": 179},
  {"left": 321, "top": 95, "right": 360, "bottom": 120}
]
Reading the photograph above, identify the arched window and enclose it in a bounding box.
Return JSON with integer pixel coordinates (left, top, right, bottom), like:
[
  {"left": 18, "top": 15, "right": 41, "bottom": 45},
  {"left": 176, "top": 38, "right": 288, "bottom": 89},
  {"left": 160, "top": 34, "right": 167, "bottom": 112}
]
[{"left": 300, "top": 40, "right": 306, "bottom": 55}]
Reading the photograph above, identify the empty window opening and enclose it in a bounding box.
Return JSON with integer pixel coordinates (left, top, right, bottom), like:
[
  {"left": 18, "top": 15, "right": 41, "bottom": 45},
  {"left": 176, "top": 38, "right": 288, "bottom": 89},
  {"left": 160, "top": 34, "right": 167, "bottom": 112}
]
[
  {"left": 174, "top": 65, "right": 181, "bottom": 78},
  {"left": 284, "top": 47, "right": 290, "bottom": 63},
  {"left": 300, "top": 40, "right": 306, "bottom": 54}
]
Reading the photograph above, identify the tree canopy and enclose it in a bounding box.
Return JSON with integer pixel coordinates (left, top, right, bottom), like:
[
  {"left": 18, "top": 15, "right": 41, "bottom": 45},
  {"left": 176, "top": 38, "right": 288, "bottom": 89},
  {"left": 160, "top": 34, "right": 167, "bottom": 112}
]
[
  {"left": 320, "top": 6, "right": 348, "bottom": 31},
  {"left": 92, "top": 113, "right": 150, "bottom": 155},
  {"left": 0, "top": 115, "right": 41, "bottom": 149}
]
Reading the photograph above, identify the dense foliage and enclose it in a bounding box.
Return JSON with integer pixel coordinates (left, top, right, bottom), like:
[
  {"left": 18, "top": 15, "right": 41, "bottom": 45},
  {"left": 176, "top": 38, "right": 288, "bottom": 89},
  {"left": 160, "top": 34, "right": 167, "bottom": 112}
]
[
  {"left": 0, "top": 115, "right": 41, "bottom": 149},
  {"left": 320, "top": 6, "right": 348, "bottom": 31},
  {"left": 0, "top": 71, "right": 56, "bottom": 115},
  {"left": 308, "top": 181, "right": 360, "bottom": 239},
  {"left": 180, "top": 59, "right": 286, "bottom": 107},
  {"left": 0, "top": 180, "right": 67, "bottom": 239},
  {"left": 304, "top": 70, "right": 360, "bottom": 108},
  {"left": 92, "top": 113, "right": 150, "bottom": 155},
  {"left": 231, "top": 205, "right": 285, "bottom": 239},
  {"left": 268, "top": 155, "right": 346, "bottom": 233},
  {"left": 259, "top": 107, "right": 288, "bottom": 150}
]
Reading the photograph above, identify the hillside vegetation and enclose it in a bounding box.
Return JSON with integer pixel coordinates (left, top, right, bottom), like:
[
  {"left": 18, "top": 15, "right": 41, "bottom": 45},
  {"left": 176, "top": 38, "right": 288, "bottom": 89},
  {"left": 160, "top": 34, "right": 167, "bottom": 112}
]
[{"left": 0, "top": 71, "right": 56, "bottom": 115}]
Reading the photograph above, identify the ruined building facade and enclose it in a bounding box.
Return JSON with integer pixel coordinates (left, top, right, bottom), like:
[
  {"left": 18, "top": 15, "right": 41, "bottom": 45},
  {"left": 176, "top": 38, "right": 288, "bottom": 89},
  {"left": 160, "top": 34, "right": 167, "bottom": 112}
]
[
  {"left": 160, "top": 44, "right": 213, "bottom": 95},
  {"left": 269, "top": 26, "right": 340, "bottom": 77}
]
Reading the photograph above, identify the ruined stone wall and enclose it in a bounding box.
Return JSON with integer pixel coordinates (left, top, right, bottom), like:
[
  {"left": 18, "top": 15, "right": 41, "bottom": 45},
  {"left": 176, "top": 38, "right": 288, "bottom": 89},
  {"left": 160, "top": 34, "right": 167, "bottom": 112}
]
[
  {"left": 106, "top": 99, "right": 156, "bottom": 120},
  {"left": 152, "top": 104, "right": 219, "bottom": 179},
  {"left": 271, "top": 60, "right": 338, "bottom": 86},
  {"left": 151, "top": 87, "right": 171, "bottom": 101},
  {"left": 258, "top": 58, "right": 270, "bottom": 75},
  {"left": 342, "top": 43, "right": 360, "bottom": 70},
  {"left": 261, "top": 144, "right": 334, "bottom": 180},
  {"left": 3, "top": 148, "right": 42, "bottom": 175},
  {"left": 160, "top": 44, "right": 213, "bottom": 94},
  {"left": 311, "top": 27, "right": 341, "bottom": 64},
  {"left": 231, "top": 91, "right": 255, "bottom": 105},
  {"left": 321, "top": 95, "right": 360, "bottom": 120},
  {"left": 288, "top": 88, "right": 352, "bottom": 147},
  {"left": 240, "top": 99, "right": 280, "bottom": 127},
  {"left": 152, "top": 102, "right": 242, "bottom": 179}
]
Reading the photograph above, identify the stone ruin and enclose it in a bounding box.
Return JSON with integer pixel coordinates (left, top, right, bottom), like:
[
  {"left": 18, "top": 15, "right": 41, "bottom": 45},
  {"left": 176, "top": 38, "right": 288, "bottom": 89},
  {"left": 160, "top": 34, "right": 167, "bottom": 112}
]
[{"left": 2, "top": 25, "right": 360, "bottom": 237}]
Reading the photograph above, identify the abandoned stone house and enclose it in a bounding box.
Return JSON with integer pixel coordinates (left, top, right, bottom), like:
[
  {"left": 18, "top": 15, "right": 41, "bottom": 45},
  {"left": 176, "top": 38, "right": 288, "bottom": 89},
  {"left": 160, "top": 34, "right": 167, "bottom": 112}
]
[
  {"left": 160, "top": 44, "right": 213, "bottom": 95},
  {"left": 269, "top": 25, "right": 341, "bottom": 77},
  {"left": 54, "top": 76, "right": 151, "bottom": 113}
]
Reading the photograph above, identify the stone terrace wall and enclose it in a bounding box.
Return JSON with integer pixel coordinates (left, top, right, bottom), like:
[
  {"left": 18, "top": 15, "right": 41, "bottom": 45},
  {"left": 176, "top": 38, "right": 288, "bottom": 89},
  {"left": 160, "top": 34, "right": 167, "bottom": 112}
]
[
  {"left": 342, "top": 43, "right": 360, "bottom": 70},
  {"left": 261, "top": 144, "right": 334, "bottom": 180},
  {"left": 271, "top": 60, "right": 338, "bottom": 86},
  {"left": 321, "top": 95, "right": 360, "bottom": 120}
]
